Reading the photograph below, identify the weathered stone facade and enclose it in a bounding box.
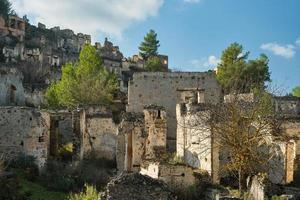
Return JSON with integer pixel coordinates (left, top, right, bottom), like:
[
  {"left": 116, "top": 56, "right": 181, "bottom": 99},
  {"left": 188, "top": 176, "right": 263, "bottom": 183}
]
[
  {"left": 0, "top": 67, "right": 25, "bottom": 106},
  {"left": 79, "top": 106, "right": 118, "bottom": 160},
  {"left": 0, "top": 107, "right": 49, "bottom": 168},
  {"left": 116, "top": 105, "right": 168, "bottom": 172},
  {"left": 140, "top": 161, "right": 196, "bottom": 191},
  {"left": 176, "top": 102, "right": 219, "bottom": 183},
  {"left": 116, "top": 112, "right": 146, "bottom": 172},
  {"left": 127, "top": 72, "right": 222, "bottom": 151}
]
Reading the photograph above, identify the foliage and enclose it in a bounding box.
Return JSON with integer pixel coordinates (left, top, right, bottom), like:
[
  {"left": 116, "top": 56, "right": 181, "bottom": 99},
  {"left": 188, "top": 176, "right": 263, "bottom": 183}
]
[
  {"left": 145, "top": 56, "right": 167, "bottom": 72},
  {"left": 161, "top": 153, "right": 184, "bottom": 165},
  {"left": 68, "top": 184, "right": 100, "bottom": 200},
  {"left": 209, "top": 90, "right": 281, "bottom": 191},
  {"left": 39, "top": 155, "right": 114, "bottom": 192},
  {"left": 18, "top": 170, "right": 68, "bottom": 200},
  {"left": 0, "top": 173, "right": 27, "bottom": 200},
  {"left": 9, "top": 154, "right": 39, "bottom": 181},
  {"left": 216, "top": 43, "right": 270, "bottom": 94},
  {"left": 57, "top": 143, "right": 73, "bottom": 161},
  {"left": 139, "top": 29, "right": 160, "bottom": 60},
  {"left": 46, "top": 44, "right": 119, "bottom": 109},
  {"left": 0, "top": 0, "right": 12, "bottom": 22},
  {"left": 39, "top": 161, "right": 77, "bottom": 192},
  {"left": 292, "top": 86, "right": 300, "bottom": 97},
  {"left": 25, "top": 23, "right": 56, "bottom": 48}
]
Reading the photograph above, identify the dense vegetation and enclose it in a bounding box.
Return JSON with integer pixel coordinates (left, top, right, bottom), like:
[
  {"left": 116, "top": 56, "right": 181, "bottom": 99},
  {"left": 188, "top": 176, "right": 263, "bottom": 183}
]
[
  {"left": 216, "top": 43, "right": 270, "bottom": 94},
  {"left": 292, "top": 86, "right": 300, "bottom": 97},
  {"left": 46, "top": 44, "right": 119, "bottom": 109},
  {"left": 0, "top": 0, "right": 12, "bottom": 22},
  {"left": 145, "top": 56, "right": 167, "bottom": 72}
]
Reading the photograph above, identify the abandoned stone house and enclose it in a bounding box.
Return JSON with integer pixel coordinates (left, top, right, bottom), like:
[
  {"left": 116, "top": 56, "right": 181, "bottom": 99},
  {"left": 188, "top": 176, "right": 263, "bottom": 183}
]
[
  {"left": 176, "top": 92, "right": 299, "bottom": 185},
  {"left": 0, "top": 67, "right": 25, "bottom": 106},
  {"left": 127, "top": 71, "right": 223, "bottom": 151}
]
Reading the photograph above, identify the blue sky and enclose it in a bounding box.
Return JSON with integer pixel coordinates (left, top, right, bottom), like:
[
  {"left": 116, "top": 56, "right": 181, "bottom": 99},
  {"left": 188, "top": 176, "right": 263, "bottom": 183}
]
[{"left": 12, "top": 0, "right": 300, "bottom": 92}]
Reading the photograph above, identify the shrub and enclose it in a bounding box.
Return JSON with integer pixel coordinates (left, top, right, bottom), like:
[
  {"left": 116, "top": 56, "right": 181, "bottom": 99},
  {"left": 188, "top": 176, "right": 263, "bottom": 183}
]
[
  {"left": 57, "top": 143, "right": 73, "bottom": 161},
  {"left": 39, "top": 160, "right": 77, "bottom": 192},
  {"left": 68, "top": 184, "right": 100, "bottom": 200},
  {"left": 10, "top": 154, "right": 39, "bottom": 181}
]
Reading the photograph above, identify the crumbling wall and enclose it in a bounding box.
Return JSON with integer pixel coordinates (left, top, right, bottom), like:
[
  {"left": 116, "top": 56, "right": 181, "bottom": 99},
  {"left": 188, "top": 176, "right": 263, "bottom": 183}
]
[
  {"left": 274, "top": 97, "right": 300, "bottom": 116},
  {"left": 0, "top": 67, "right": 25, "bottom": 106},
  {"left": 116, "top": 112, "right": 145, "bottom": 172},
  {"left": 0, "top": 107, "right": 49, "bottom": 168},
  {"left": 127, "top": 72, "right": 222, "bottom": 151},
  {"left": 143, "top": 105, "right": 167, "bottom": 159},
  {"left": 176, "top": 103, "right": 215, "bottom": 175},
  {"left": 80, "top": 106, "right": 118, "bottom": 160},
  {"left": 282, "top": 119, "right": 300, "bottom": 170},
  {"left": 140, "top": 161, "right": 196, "bottom": 191}
]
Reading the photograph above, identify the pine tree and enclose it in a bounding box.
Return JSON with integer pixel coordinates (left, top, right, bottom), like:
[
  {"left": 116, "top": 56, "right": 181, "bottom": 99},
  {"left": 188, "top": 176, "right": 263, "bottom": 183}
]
[
  {"left": 0, "top": 0, "right": 12, "bottom": 22},
  {"left": 216, "top": 43, "right": 270, "bottom": 94},
  {"left": 139, "top": 29, "right": 160, "bottom": 60}
]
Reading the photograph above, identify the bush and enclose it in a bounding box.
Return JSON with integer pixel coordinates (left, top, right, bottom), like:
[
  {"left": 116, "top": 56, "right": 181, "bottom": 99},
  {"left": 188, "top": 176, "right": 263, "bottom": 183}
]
[
  {"left": 39, "top": 161, "right": 77, "bottom": 192},
  {"left": 57, "top": 143, "right": 73, "bottom": 161},
  {"left": 68, "top": 184, "right": 100, "bottom": 200},
  {"left": 0, "top": 172, "right": 27, "bottom": 200},
  {"left": 39, "top": 155, "right": 115, "bottom": 193},
  {"left": 10, "top": 154, "right": 39, "bottom": 181}
]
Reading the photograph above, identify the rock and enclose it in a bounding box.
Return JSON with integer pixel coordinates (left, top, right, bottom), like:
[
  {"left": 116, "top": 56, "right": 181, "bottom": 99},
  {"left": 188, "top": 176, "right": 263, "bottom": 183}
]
[{"left": 101, "top": 172, "right": 177, "bottom": 200}]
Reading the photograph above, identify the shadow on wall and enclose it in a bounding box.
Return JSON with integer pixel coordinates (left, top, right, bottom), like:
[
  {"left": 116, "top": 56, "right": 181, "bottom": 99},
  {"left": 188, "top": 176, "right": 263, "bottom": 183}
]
[{"left": 184, "top": 150, "right": 200, "bottom": 168}]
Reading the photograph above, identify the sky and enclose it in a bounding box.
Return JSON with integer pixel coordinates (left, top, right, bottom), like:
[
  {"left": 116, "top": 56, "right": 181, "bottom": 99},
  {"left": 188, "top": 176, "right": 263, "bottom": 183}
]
[{"left": 11, "top": 0, "right": 300, "bottom": 93}]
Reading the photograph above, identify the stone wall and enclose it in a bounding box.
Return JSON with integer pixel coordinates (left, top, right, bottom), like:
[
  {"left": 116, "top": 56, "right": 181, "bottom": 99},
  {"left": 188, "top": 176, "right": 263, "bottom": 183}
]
[
  {"left": 116, "top": 112, "right": 146, "bottom": 172},
  {"left": 117, "top": 106, "right": 168, "bottom": 172},
  {"left": 176, "top": 102, "right": 219, "bottom": 183},
  {"left": 80, "top": 106, "right": 118, "bottom": 160},
  {"left": 274, "top": 97, "right": 300, "bottom": 117},
  {"left": 0, "top": 68, "right": 25, "bottom": 106},
  {"left": 143, "top": 105, "right": 167, "bottom": 159},
  {"left": 0, "top": 107, "right": 49, "bottom": 168},
  {"left": 127, "top": 72, "right": 222, "bottom": 151},
  {"left": 282, "top": 119, "right": 300, "bottom": 170},
  {"left": 140, "top": 161, "right": 196, "bottom": 191},
  {"left": 268, "top": 140, "right": 296, "bottom": 184}
]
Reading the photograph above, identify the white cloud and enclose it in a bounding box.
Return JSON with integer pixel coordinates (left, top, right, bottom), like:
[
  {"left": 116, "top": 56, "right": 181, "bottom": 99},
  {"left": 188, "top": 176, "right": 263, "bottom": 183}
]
[
  {"left": 188, "top": 55, "right": 220, "bottom": 71},
  {"left": 260, "top": 43, "right": 295, "bottom": 59},
  {"left": 296, "top": 38, "right": 300, "bottom": 46},
  {"left": 183, "top": 0, "right": 200, "bottom": 3},
  {"left": 11, "top": 0, "right": 164, "bottom": 39}
]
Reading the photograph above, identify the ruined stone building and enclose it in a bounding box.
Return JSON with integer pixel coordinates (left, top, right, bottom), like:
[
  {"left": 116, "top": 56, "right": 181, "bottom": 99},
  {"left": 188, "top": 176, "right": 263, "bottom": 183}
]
[
  {"left": 0, "top": 67, "right": 25, "bottom": 106},
  {"left": 0, "top": 107, "right": 49, "bottom": 169},
  {"left": 127, "top": 71, "right": 222, "bottom": 151},
  {"left": 176, "top": 92, "right": 299, "bottom": 185},
  {"left": 116, "top": 105, "right": 198, "bottom": 191}
]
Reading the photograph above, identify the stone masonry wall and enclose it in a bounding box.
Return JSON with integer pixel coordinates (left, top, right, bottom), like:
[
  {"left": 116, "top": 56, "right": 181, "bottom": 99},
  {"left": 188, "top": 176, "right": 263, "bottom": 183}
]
[
  {"left": 80, "top": 106, "right": 118, "bottom": 160},
  {"left": 0, "top": 107, "right": 49, "bottom": 168},
  {"left": 282, "top": 120, "right": 300, "bottom": 170},
  {"left": 127, "top": 72, "right": 222, "bottom": 151},
  {"left": 140, "top": 161, "right": 196, "bottom": 191},
  {"left": 0, "top": 68, "right": 25, "bottom": 106},
  {"left": 143, "top": 106, "right": 167, "bottom": 159},
  {"left": 176, "top": 103, "right": 214, "bottom": 175}
]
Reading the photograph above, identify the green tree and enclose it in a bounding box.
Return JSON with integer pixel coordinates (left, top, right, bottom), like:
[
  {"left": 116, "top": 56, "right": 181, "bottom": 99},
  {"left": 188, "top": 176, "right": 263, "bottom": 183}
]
[
  {"left": 292, "top": 86, "right": 300, "bottom": 97},
  {"left": 45, "top": 44, "right": 118, "bottom": 109},
  {"left": 217, "top": 43, "right": 270, "bottom": 94},
  {"left": 0, "top": 0, "right": 12, "bottom": 22},
  {"left": 145, "top": 56, "right": 166, "bottom": 72},
  {"left": 139, "top": 29, "right": 160, "bottom": 60}
]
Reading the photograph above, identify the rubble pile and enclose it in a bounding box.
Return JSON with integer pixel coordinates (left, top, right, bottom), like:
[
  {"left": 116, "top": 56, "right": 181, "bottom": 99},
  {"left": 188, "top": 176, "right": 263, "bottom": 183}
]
[{"left": 102, "top": 173, "right": 177, "bottom": 200}]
